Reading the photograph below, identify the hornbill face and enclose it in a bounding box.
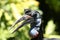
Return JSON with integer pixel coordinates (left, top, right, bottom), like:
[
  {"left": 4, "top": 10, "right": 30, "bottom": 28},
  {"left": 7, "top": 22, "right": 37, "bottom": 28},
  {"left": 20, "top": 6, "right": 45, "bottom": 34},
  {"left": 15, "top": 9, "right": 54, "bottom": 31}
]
[
  {"left": 10, "top": 9, "right": 39, "bottom": 33},
  {"left": 10, "top": 10, "right": 34, "bottom": 33}
]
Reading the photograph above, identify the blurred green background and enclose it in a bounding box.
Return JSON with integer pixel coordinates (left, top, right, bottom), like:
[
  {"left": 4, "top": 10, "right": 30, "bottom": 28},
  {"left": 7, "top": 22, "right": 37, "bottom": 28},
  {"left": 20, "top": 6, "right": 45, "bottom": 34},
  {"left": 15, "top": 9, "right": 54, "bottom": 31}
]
[{"left": 0, "top": 0, "right": 60, "bottom": 40}]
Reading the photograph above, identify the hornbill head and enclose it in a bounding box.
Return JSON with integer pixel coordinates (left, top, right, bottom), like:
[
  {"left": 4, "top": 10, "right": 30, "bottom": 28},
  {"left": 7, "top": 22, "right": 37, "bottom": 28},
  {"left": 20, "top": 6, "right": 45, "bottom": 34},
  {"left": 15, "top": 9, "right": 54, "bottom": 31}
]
[{"left": 10, "top": 9, "right": 34, "bottom": 33}]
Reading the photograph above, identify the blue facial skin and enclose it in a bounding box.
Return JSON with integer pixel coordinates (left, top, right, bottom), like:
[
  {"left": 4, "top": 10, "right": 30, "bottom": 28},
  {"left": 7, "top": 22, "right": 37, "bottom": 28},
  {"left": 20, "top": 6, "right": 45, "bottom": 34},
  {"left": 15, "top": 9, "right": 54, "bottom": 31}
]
[{"left": 30, "top": 28, "right": 38, "bottom": 36}]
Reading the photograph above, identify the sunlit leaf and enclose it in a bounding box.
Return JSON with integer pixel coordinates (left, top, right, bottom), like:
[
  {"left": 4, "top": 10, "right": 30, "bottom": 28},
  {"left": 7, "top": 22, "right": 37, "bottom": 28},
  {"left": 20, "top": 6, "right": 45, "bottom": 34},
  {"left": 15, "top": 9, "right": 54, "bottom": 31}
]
[
  {"left": 4, "top": 12, "right": 11, "bottom": 21},
  {"left": 0, "top": 9, "right": 4, "bottom": 18},
  {"left": 45, "top": 20, "right": 56, "bottom": 35},
  {"left": 10, "top": 3, "right": 22, "bottom": 19}
]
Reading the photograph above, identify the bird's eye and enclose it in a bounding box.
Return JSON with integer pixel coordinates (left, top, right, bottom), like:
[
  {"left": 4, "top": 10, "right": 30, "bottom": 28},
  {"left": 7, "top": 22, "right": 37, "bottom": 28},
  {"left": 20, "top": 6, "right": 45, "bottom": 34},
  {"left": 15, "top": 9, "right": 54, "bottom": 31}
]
[{"left": 25, "top": 11, "right": 31, "bottom": 13}]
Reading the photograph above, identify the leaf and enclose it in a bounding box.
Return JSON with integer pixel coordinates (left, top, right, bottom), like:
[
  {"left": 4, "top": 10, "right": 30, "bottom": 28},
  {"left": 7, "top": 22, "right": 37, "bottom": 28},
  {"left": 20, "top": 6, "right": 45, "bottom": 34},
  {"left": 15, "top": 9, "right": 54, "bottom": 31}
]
[{"left": 0, "top": 9, "right": 4, "bottom": 18}]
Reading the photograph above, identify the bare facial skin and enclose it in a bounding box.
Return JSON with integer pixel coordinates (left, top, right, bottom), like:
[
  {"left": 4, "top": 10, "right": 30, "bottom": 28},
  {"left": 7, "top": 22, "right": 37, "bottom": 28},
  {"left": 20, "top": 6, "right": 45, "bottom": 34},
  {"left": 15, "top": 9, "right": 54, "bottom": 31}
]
[{"left": 31, "top": 31, "right": 39, "bottom": 38}]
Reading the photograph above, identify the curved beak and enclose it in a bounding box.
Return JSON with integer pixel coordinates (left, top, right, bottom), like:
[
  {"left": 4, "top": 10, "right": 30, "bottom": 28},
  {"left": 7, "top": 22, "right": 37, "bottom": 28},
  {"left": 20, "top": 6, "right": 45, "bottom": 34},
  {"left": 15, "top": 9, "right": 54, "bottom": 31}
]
[
  {"left": 10, "top": 15, "right": 32, "bottom": 31},
  {"left": 12, "top": 16, "right": 34, "bottom": 33}
]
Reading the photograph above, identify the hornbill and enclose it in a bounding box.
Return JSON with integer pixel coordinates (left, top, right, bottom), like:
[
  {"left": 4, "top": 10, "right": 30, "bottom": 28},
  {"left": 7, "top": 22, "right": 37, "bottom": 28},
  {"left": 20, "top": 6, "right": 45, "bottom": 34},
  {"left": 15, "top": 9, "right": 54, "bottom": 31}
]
[{"left": 10, "top": 9, "right": 42, "bottom": 38}]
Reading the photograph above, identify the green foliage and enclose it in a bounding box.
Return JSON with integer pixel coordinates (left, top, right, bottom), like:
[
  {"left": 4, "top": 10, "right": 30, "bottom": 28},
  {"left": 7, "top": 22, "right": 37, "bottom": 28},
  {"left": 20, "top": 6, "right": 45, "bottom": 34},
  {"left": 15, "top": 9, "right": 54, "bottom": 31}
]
[
  {"left": 0, "top": 0, "right": 42, "bottom": 40},
  {"left": 46, "top": 0, "right": 60, "bottom": 12}
]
